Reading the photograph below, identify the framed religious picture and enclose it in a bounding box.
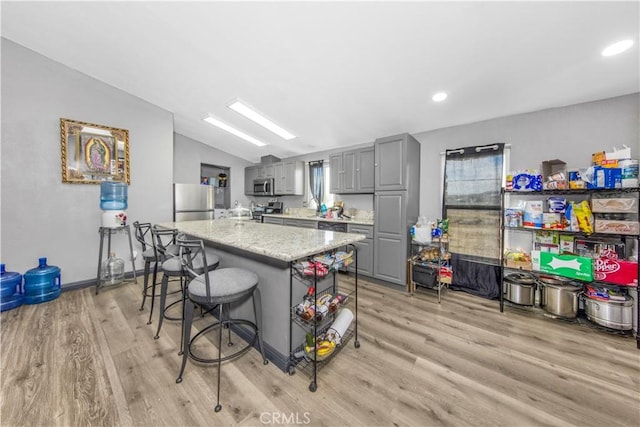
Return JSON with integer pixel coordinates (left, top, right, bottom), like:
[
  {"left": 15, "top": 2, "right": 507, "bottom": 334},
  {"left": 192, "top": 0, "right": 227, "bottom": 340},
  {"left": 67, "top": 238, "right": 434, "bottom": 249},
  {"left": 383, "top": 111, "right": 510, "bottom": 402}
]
[{"left": 60, "top": 118, "right": 130, "bottom": 184}]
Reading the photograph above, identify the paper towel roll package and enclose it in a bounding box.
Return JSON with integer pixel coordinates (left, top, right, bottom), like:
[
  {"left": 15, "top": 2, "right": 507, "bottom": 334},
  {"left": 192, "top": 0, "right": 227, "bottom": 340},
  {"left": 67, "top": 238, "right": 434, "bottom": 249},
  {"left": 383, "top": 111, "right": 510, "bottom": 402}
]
[{"left": 325, "top": 308, "right": 353, "bottom": 345}]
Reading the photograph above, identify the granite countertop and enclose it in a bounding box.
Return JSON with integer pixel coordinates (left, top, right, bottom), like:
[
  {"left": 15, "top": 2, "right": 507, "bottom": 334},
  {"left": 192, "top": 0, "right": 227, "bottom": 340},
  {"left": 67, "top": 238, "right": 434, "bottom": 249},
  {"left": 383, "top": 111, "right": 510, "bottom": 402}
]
[
  {"left": 158, "top": 219, "right": 365, "bottom": 262},
  {"left": 262, "top": 213, "right": 374, "bottom": 226}
]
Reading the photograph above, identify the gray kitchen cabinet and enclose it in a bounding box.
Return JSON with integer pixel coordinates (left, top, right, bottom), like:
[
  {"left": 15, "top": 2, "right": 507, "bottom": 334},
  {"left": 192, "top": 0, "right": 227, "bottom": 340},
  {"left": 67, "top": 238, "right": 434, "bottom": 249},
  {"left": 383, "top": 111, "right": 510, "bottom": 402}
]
[
  {"left": 262, "top": 216, "right": 284, "bottom": 225},
  {"left": 296, "top": 219, "right": 318, "bottom": 229},
  {"left": 273, "top": 160, "right": 304, "bottom": 196},
  {"left": 283, "top": 160, "right": 304, "bottom": 195},
  {"left": 347, "top": 224, "right": 374, "bottom": 277},
  {"left": 274, "top": 162, "right": 285, "bottom": 195},
  {"left": 329, "top": 153, "right": 343, "bottom": 194},
  {"left": 258, "top": 164, "right": 275, "bottom": 179},
  {"left": 244, "top": 166, "right": 258, "bottom": 195},
  {"left": 373, "top": 133, "right": 420, "bottom": 286},
  {"left": 374, "top": 191, "right": 409, "bottom": 284},
  {"left": 283, "top": 218, "right": 318, "bottom": 228},
  {"left": 330, "top": 146, "right": 374, "bottom": 194},
  {"left": 374, "top": 133, "right": 420, "bottom": 191},
  {"left": 356, "top": 146, "right": 375, "bottom": 192}
]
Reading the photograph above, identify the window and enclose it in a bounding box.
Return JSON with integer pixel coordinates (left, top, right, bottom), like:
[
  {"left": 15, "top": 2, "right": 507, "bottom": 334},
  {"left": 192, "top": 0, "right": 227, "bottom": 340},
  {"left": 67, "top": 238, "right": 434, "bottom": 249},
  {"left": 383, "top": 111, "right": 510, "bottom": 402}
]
[{"left": 442, "top": 143, "right": 508, "bottom": 299}]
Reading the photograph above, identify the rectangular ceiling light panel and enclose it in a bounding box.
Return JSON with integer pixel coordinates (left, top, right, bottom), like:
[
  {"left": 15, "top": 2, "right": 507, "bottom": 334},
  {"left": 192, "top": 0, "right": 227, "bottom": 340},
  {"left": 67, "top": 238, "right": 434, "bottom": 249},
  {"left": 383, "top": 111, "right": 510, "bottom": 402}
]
[
  {"left": 228, "top": 99, "right": 295, "bottom": 140},
  {"left": 203, "top": 116, "right": 266, "bottom": 147}
]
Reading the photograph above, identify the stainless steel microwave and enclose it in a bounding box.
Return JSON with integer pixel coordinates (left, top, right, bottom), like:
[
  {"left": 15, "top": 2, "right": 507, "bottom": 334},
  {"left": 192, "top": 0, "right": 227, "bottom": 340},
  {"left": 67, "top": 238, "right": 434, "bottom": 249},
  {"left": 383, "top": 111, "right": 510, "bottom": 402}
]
[{"left": 253, "top": 178, "right": 275, "bottom": 196}]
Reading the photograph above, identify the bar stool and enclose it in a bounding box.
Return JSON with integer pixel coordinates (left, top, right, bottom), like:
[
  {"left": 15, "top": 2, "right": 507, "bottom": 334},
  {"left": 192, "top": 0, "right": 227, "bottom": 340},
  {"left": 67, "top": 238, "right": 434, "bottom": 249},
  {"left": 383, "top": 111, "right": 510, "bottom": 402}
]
[
  {"left": 152, "top": 227, "right": 220, "bottom": 348},
  {"left": 175, "top": 236, "right": 268, "bottom": 413},
  {"left": 133, "top": 221, "right": 158, "bottom": 312}
]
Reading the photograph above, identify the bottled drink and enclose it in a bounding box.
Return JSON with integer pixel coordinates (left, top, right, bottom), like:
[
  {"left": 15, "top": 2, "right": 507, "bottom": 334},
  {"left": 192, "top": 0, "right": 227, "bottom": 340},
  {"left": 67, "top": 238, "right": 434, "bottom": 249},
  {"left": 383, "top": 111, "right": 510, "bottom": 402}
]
[
  {"left": 102, "top": 252, "right": 125, "bottom": 285},
  {"left": 100, "top": 181, "right": 128, "bottom": 210},
  {"left": 329, "top": 295, "right": 344, "bottom": 313}
]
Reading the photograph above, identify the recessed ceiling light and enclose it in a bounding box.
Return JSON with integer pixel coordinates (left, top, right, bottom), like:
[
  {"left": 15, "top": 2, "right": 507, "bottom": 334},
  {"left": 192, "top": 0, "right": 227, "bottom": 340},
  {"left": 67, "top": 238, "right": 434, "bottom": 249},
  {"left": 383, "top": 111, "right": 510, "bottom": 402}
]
[
  {"left": 602, "top": 39, "right": 634, "bottom": 57},
  {"left": 432, "top": 92, "right": 448, "bottom": 102},
  {"left": 203, "top": 116, "right": 266, "bottom": 147},
  {"left": 228, "top": 99, "right": 295, "bottom": 140}
]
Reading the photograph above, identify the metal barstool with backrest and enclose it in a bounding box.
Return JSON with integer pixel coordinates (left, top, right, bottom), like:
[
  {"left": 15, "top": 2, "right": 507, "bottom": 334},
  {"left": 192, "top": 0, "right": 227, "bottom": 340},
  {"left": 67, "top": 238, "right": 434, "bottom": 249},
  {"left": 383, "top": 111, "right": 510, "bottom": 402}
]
[
  {"left": 152, "top": 227, "right": 220, "bottom": 350},
  {"left": 133, "top": 222, "right": 181, "bottom": 324},
  {"left": 175, "top": 236, "right": 268, "bottom": 412},
  {"left": 133, "top": 221, "right": 158, "bottom": 313},
  {"left": 147, "top": 226, "right": 181, "bottom": 326}
]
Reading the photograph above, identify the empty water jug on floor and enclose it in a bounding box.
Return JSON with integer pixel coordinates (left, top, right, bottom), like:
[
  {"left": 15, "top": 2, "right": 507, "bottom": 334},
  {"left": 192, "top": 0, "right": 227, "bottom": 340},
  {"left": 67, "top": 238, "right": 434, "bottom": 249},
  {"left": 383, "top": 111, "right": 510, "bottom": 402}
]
[
  {"left": 100, "top": 181, "right": 128, "bottom": 210},
  {"left": 23, "top": 258, "right": 61, "bottom": 305},
  {"left": 101, "top": 252, "right": 125, "bottom": 285},
  {"left": 0, "top": 264, "right": 23, "bottom": 312}
]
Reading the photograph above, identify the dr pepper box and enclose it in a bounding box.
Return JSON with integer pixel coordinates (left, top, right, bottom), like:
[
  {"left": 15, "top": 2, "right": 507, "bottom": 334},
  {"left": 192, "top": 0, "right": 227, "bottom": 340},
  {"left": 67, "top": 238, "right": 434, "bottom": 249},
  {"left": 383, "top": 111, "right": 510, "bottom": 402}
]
[{"left": 594, "top": 252, "right": 638, "bottom": 287}]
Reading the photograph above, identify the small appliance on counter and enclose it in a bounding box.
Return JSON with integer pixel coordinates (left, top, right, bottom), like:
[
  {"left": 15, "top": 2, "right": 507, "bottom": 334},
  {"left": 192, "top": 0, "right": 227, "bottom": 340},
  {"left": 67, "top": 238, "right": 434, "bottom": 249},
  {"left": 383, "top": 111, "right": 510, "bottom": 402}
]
[{"left": 252, "top": 201, "right": 283, "bottom": 222}]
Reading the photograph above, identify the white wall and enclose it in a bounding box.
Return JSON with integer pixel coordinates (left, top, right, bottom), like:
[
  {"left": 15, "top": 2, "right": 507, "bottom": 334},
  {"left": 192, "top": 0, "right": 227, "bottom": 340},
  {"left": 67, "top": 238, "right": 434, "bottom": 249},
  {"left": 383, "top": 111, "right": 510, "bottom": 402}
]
[
  {"left": 414, "top": 93, "right": 640, "bottom": 221},
  {"left": 173, "top": 133, "right": 253, "bottom": 208},
  {"left": 1, "top": 39, "right": 174, "bottom": 285}
]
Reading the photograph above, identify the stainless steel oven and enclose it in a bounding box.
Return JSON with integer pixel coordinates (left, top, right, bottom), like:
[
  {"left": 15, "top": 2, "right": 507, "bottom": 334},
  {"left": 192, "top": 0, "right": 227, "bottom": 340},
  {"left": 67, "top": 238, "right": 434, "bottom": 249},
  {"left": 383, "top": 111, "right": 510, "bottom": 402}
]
[{"left": 253, "top": 178, "right": 275, "bottom": 196}]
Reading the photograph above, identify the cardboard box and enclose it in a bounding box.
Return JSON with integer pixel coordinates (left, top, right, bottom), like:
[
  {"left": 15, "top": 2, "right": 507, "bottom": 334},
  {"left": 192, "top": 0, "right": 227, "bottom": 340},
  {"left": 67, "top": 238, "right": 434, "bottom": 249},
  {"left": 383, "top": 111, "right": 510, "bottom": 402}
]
[
  {"left": 523, "top": 201, "right": 543, "bottom": 228},
  {"left": 531, "top": 250, "right": 593, "bottom": 281},
  {"left": 594, "top": 220, "right": 640, "bottom": 235},
  {"left": 575, "top": 238, "right": 625, "bottom": 259},
  {"left": 534, "top": 230, "right": 559, "bottom": 244},
  {"left": 541, "top": 159, "right": 567, "bottom": 189},
  {"left": 541, "top": 159, "right": 567, "bottom": 180},
  {"left": 542, "top": 213, "right": 565, "bottom": 230},
  {"left": 594, "top": 257, "right": 638, "bottom": 287},
  {"left": 592, "top": 151, "right": 606, "bottom": 166},
  {"left": 591, "top": 197, "right": 638, "bottom": 213},
  {"left": 504, "top": 259, "right": 533, "bottom": 271},
  {"left": 559, "top": 235, "right": 574, "bottom": 254}
]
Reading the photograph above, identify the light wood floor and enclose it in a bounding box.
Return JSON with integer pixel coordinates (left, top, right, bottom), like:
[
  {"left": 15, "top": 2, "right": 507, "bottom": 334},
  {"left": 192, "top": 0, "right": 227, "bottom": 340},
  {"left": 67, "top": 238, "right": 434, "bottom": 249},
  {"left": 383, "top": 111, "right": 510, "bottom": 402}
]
[{"left": 1, "top": 275, "right": 639, "bottom": 427}]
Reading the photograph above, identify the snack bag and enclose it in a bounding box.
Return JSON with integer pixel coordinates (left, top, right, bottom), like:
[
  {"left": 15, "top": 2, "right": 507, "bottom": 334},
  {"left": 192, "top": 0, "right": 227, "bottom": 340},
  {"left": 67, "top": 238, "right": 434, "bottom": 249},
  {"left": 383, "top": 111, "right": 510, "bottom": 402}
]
[{"left": 573, "top": 200, "right": 594, "bottom": 234}]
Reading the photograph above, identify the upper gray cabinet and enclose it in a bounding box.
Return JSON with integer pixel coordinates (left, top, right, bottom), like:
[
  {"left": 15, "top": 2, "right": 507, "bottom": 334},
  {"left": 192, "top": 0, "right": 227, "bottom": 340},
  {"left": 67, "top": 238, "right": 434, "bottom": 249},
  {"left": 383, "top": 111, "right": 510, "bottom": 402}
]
[
  {"left": 245, "top": 160, "right": 303, "bottom": 196},
  {"left": 244, "top": 166, "right": 258, "bottom": 195},
  {"left": 374, "top": 133, "right": 419, "bottom": 191},
  {"left": 330, "top": 146, "right": 374, "bottom": 194},
  {"left": 274, "top": 160, "right": 304, "bottom": 195},
  {"left": 258, "top": 164, "right": 275, "bottom": 179}
]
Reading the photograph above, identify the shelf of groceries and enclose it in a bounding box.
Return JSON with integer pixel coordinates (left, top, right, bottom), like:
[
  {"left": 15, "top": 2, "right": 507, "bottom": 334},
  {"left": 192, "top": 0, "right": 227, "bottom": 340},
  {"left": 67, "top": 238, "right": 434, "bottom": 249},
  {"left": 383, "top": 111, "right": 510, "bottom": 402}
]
[{"left": 500, "top": 150, "right": 638, "bottom": 345}]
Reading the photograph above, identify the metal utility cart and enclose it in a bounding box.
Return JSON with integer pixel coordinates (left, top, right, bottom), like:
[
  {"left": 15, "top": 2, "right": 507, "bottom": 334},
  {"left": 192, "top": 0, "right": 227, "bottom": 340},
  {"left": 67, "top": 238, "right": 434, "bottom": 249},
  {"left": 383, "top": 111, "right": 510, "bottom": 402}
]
[{"left": 288, "top": 245, "right": 359, "bottom": 392}]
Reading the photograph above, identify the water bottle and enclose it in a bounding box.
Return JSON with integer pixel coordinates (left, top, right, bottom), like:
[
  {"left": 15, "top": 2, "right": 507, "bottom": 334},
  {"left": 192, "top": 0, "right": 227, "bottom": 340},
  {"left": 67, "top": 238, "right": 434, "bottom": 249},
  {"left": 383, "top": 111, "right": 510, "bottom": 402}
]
[
  {"left": 101, "top": 252, "right": 125, "bottom": 285},
  {"left": 0, "top": 264, "right": 23, "bottom": 312},
  {"left": 100, "top": 181, "right": 128, "bottom": 210},
  {"left": 23, "top": 258, "right": 61, "bottom": 305}
]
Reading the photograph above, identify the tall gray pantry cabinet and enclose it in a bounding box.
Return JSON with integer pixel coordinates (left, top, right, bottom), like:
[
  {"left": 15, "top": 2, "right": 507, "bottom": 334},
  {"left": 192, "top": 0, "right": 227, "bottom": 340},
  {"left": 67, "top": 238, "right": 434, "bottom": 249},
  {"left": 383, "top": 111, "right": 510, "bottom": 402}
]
[{"left": 373, "top": 133, "right": 420, "bottom": 286}]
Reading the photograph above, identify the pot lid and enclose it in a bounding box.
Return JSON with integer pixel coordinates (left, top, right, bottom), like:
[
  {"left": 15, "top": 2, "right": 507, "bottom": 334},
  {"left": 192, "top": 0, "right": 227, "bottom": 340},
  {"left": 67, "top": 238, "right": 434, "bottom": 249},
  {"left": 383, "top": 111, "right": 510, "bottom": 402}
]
[
  {"left": 505, "top": 272, "right": 536, "bottom": 284},
  {"left": 538, "top": 274, "right": 572, "bottom": 285}
]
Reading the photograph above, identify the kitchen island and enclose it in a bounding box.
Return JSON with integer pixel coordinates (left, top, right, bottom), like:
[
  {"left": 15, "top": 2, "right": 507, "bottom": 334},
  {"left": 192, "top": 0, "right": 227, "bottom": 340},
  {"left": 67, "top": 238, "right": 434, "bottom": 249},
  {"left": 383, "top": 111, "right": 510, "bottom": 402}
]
[{"left": 157, "top": 219, "right": 365, "bottom": 371}]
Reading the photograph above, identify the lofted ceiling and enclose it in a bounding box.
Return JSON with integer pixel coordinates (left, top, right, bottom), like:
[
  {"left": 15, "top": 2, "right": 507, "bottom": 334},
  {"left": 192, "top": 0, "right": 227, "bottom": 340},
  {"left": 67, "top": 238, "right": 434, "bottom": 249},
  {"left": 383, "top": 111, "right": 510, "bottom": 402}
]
[{"left": 2, "top": 1, "right": 638, "bottom": 163}]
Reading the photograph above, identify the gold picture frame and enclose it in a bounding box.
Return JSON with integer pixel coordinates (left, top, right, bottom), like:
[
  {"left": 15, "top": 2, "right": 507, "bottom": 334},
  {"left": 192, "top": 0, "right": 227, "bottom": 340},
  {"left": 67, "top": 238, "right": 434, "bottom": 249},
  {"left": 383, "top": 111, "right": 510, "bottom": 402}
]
[{"left": 60, "top": 118, "right": 130, "bottom": 184}]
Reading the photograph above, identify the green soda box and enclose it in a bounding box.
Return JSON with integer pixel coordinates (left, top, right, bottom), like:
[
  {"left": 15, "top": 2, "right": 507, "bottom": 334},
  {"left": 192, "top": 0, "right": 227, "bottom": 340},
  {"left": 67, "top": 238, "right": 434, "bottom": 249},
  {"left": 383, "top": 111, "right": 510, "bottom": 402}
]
[{"left": 531, "top": 250, "right": 593, "bottom": 281}]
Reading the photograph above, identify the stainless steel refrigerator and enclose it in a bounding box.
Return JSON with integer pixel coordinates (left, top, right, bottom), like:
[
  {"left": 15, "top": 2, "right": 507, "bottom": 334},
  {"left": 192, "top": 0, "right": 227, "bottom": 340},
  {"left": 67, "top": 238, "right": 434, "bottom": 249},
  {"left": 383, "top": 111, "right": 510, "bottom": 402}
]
[{"left": 173, "top": 183, "right": 215, "bottom": 221}]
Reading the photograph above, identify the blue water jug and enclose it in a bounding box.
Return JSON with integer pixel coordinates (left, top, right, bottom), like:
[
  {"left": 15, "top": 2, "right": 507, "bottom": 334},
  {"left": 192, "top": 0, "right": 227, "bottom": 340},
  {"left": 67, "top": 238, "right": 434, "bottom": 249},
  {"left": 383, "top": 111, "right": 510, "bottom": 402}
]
[
  {"left": 100, "top": 181, "right": 128, "bottom": 210},
  {"left": 23, "top": 258, "right": 61, "bottom": 305},
  {"left": 0, "top": 264, "right": 23, "bottom": 312}
]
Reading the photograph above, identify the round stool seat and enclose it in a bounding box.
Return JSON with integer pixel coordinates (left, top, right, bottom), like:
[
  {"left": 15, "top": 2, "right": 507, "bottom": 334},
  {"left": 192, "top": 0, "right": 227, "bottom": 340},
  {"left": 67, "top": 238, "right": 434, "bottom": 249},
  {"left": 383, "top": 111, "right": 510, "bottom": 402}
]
[
  {"left": 189, "top": 268, "right": 258, "bottom": 304},
  {"left": 142, "top": 248, "right": 157, "bottom": 261},
  {"left": 161, "top": 250, "right": 220, "bottom": 276}
]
